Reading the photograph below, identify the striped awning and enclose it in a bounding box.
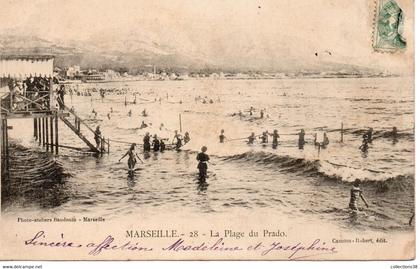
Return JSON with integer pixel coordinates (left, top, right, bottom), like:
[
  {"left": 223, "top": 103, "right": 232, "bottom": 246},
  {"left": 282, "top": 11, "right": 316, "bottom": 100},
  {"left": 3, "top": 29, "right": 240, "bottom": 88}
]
[{"left": 0, "top": 55, "right": 54, "bottom": 79}]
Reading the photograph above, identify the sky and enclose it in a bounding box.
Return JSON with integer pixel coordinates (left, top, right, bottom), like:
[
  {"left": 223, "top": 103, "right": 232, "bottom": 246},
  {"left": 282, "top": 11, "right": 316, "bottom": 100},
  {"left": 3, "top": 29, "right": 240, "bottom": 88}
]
[{"left": 0, "top": 0, "right": 414, "bottom": 74}]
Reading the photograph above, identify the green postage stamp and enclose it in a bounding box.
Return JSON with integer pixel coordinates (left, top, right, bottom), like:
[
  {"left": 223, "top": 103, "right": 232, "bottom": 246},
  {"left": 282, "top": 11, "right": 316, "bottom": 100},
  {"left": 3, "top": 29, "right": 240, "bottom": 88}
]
[{"left": 373, "top": 0, "right": 407, "bottom": 52}]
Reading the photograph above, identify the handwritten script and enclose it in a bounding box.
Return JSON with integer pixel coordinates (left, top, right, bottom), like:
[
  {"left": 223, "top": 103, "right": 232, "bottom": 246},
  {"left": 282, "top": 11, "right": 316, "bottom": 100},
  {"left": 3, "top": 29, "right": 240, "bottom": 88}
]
[{"left": 24, "top": 231, "right": 337, "bottom": 259}]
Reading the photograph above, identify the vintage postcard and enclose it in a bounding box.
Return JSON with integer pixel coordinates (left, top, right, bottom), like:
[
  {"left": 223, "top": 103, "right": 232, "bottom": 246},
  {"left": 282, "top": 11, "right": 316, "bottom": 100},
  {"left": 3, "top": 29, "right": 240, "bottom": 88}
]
[{"left": 0, "top": 0, "right": 415, "bottom": 261}]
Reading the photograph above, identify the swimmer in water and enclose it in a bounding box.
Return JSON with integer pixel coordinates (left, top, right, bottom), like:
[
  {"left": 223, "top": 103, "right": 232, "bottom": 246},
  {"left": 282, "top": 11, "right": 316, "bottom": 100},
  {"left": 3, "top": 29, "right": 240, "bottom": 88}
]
[
  {"left": 271, "top": 129, "right": 279, "bottom": 149},
  {"left": 260, "top": 131, "right": 268, "bottom": 144},
  {"left": 321, "top": 132, "right": 329, "bottom": 148},
  {"left": 128, "top": 110, "right": 132, "bottom": 117},
  {"left": 140, "top": 121, "right": 148, "bottom": 129},
  {"left": 366, "top": 127, "right": 373, "bottom": 143},
  {"left": 390, "top": 127, "right": 398, "bottom": 144},
  {"left": 184, "top": 132, "right": 191, "bottom": 144},
  {"left": 298, "top": 129, "right": 305, "bottom": 149},
  {"left": 152, "top": 134, "right": 160, "bottom": 151},
  {"left": 143, "top": 132, "right": 151, "bottom": 152},
  {"left": 159, "top": 139, "right": 166, "bottom": 152},
  {"left": 119, "top": 143, "right": 143, "bottom": 170},
  {"left": 196, "top": 146, "right": 210, "bottom": 181},
  {"left": 349, "top": 179, "right": 369, "bottom": 211},
  {"left": 172, "top": 131, "right": 183, "bottom": 150},
  {"left": 247, "top": 132, "right": 256, "bottom": 144},
  {"left": 94, "top": 126, "right": 101, "bottom": 149},
  {"left": 359, "top": 134, "right": 369, "bottom": 152}
]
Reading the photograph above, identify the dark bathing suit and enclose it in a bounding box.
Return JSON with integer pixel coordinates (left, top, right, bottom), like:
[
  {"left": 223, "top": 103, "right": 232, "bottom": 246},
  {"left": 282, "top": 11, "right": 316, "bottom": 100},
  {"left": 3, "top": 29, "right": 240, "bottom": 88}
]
[{"left": 196, "top": 152, "right": 210, "bottom": 179}]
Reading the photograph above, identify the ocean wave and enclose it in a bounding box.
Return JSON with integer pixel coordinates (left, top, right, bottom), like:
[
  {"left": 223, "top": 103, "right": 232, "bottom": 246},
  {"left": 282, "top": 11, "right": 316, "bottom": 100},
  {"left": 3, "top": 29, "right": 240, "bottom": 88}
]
[
  {"left": 339, "top": 128, "right": 414, "bottom": 140},
  {"left": 221, "top": 151, "right": 413, "bottom": 190},
  {"left": 5, "top": 142, "right": 71, "bottom": 181},
  {"left": 2, "top": 142, "right": 72, "bottom": 209}
]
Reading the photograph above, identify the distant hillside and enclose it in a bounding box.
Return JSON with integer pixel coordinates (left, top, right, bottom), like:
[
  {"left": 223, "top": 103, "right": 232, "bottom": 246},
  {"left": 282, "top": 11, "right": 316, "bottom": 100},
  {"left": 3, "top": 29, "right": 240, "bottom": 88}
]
[
  {"left": 0, "top": 34, "right": 381, "bottom": 75},
  {"left": 0, "top": 34, "right": 213, "bottom": 73}
]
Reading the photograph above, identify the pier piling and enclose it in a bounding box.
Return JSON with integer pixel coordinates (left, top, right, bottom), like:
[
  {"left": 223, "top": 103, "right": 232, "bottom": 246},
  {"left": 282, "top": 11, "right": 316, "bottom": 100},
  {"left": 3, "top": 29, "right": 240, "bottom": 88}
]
[
  {"left": 50, "top": 116, "right": 54, "bottom": 153},
  {"left": 42, "top": 117, "right": 45, "bottom": 147},
  {"left": 179, "top": 113, "right": 182, "bottom": 133},
  {"left": 55, "top": 113, "right": 59, "bottom": 154},
  {"left": 38, "top": 118, "right": 41, "bottom": 146},
  {"left": 4, "top": 119, "right": 9, "bottom": 171},
  {"left": 45, "top": 117, "right": 49, "bottom": 151},
  {"left": 34, "top": 118, "right": 37, "bottom": 139}
]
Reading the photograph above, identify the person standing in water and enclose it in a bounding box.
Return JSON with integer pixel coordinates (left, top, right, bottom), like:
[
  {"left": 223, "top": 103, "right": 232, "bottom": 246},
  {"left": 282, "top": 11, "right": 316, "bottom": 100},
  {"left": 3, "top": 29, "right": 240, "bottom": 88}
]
[
  {"left": 172, "top": 131, "right": 183, "bottom": 150},
  {"left": 57, "top": 85, "right": 65, "bottom": 109},
  {"left": 152, "top": 134, "right": 160, "bottom": 152},
  {"left": 247, "top": 132, "right": 256, "bottom": 144},
  {"left": 143, "top": 132, "right": 151, "bottom": 152},
  {"left": 366, "top": 128, "right": 373, "bottom": 143},
  {"left": 321, "top": 132, "right": 329, "bottom": 148},
  {"left": 196, "top": 146, "right": 210, "bottom": 181},
  {"left": 159, "top": 139, "right": 166, "bottom": 152},
  {"left": 349, "top": 179, "right": 369, "bottom": 211},
  {"left": 184, "top": 132, "right": 191, "bottom": 144},
  {"left": 119, "top": 143, "right": 143, "bottom": 170},
  {"left": 260, "top": 131, "right": 268, "bottom": 144},
  {"left": 140, "top": 121, "right": 148, "bottom": 129},
  {"left": 219, "top": 129, "right": 226, "bottom": 143},
  {"left": 94, "top": 126, "right": 101, "bottom": 149},
  {"left": 298, "top": 129, "right": 305, "bottom": 149},
  {"left": 390, "top": 127, "right": 398, "bottom": 144},
  {"left": 359, "top": 134, "right": 369, "bottom": 152},
  {"left": 271, "top": 129, "right": 280, "bottom": 149}
]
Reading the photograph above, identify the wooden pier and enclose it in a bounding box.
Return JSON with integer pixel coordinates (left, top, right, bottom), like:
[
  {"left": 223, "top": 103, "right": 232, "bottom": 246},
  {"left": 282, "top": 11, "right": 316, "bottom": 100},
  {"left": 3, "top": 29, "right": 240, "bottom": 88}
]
[{"left": 0, "top": 55, "right": 109, "bottom": 177}]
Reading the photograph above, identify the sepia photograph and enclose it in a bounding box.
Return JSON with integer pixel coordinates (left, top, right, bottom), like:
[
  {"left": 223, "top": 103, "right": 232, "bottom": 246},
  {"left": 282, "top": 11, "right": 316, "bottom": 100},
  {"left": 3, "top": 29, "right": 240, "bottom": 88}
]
[{"left": 0, "top": 0, "right": 415, "bottom": 262}]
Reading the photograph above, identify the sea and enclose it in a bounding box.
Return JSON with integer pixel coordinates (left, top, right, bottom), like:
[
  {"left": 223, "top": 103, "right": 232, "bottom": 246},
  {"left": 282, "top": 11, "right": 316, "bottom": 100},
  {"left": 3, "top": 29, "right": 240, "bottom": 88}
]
[{"left": 1, "top": 77, "right": 415, "bottom": 231}]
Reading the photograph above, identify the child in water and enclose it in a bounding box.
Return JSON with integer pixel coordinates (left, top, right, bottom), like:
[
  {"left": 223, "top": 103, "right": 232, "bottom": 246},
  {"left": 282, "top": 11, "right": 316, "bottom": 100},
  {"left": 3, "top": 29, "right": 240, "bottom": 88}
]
[
  {"left": 119, "top": 143, "right": 143, "bottom": 170},
  {"left": 196, "top": 146, "right": 210, "bottom": 181},
  {"left": 247, "top": 132, "right": 256, "bottom": 144},
  {"left": 349, "top": 179, "right": 369, "bottom": 211}
]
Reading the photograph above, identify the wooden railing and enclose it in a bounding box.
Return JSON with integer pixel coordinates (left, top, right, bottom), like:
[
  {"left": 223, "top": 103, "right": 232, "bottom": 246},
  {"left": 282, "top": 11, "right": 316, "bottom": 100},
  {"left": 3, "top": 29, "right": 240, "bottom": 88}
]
[
  {"left": 1, "top": 91, "right": 51, "bottom": 113},
  {"left": 59, "top": 99, "right": 109, "bottom": 153}
]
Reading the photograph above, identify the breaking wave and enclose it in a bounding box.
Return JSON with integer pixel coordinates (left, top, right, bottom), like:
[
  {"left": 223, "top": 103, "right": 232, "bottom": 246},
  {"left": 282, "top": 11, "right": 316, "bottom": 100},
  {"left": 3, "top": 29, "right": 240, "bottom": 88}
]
[{"left": 221, "top": 151, "right": 413, "bottom": 191}]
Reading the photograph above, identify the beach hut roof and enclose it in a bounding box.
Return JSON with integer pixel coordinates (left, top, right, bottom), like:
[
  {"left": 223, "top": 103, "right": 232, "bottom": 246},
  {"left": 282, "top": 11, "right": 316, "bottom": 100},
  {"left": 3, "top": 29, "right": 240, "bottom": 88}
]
[{"left": 0, "top": 54, "right": 54, "bottom": 78}]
